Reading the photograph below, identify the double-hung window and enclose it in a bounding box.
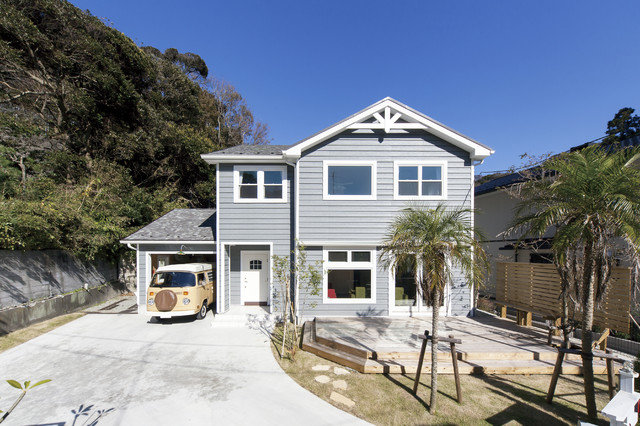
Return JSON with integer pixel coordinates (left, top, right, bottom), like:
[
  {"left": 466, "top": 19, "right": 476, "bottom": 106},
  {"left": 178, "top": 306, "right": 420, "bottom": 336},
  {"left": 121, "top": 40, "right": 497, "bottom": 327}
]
[
  {"left": 324, "top": 248, "right": 376, "bottom": 303},
  {"left": 394, "top": 161, "right": 447, "bottom": 200},
  {"left": 323, "top": 161, "right": 377, "bottom": 200},
  {"left": 234, "top": 166, "right": 287, "bottom": 202}
]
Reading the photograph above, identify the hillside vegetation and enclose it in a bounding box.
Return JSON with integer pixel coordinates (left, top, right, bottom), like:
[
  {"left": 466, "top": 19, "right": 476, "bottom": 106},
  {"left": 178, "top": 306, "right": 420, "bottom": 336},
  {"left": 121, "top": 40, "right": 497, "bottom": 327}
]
[{"left": 0, "top": 0, "right": 268, "bottom": 259}]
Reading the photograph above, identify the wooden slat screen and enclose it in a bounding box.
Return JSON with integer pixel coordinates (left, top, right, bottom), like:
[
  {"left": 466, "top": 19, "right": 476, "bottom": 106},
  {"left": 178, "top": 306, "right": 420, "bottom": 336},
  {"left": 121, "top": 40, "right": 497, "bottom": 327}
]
[{"left": 495, "top": 262, "right": 631, "bottom": 333}]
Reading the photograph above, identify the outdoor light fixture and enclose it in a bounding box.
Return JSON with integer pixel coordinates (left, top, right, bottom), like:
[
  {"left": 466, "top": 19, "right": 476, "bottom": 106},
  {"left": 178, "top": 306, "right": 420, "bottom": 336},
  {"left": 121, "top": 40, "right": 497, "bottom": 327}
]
[{"left": 177, "top": 245, "right": 186, "bottom": 256}]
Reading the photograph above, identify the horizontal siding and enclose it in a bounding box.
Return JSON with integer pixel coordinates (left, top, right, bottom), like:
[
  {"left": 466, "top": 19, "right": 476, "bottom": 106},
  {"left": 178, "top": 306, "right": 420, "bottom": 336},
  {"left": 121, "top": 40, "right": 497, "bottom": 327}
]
[
  {"left": 449, "top": 267, "right": 472, "bottom": 316},
  {"left": 297, "top": 132, "right": 473, "bottom": 316},
  {"left": 218, "top": 164, "right": 292, "bottom": 256},
  {"left": 298, "top": 133, "right": 472, "bottom": 242}
]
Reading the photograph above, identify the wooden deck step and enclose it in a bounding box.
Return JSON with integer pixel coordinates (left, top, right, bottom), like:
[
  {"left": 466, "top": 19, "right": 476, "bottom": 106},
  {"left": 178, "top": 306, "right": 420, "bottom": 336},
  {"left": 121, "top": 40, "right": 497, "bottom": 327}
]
[
  {"left": 302, "top": 320, "right": 613, "bottom": 375},
  {"left": 363, "top": 358, "right": 612, "bottom": 375},
  {"left": 371, "top": 350, "right": 582, "bottom": 362}
]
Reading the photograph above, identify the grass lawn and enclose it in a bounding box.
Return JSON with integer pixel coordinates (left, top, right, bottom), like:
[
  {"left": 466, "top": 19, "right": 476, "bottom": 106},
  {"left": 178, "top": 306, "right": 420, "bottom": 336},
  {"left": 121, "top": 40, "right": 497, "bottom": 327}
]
[
  {"left": 271, "top": 327, "right": 612, "bottom": 425},
  {"left": 0, "top": 313, "right": 85, "bottom": 354}
]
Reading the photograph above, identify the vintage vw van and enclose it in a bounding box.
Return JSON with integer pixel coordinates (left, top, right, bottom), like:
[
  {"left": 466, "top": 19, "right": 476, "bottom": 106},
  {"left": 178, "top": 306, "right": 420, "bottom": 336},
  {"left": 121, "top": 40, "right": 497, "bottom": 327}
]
[{"left": 146, "top": 263, "right": 215, "bottom": 320}]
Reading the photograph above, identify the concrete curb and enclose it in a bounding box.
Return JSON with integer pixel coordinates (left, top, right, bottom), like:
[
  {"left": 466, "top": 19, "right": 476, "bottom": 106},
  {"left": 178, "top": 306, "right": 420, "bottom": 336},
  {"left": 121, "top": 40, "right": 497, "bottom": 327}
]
[{"left": 0, "top": 281, "right": 127, "bottom": 335}]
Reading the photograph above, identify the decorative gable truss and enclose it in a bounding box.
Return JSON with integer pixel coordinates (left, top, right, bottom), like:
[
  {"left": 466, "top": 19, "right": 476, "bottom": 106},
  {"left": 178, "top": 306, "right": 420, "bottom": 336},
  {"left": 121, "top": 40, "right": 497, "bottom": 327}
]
[{"left": 348, "top": 105, "right": 427, "bottom": 133}]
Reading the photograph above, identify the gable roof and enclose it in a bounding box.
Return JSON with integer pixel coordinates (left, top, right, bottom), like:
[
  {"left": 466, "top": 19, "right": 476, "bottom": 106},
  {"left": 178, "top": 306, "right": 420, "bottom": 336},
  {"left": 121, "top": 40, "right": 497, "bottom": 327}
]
[
  {"left": 121, "top": 209, "right": 215, "bottom": 244},
  {"left": 201, "top": 97, "right": 494, "bottom": 164},
  {"left": 283, "top": 97, "right": 494, "bottom": 161}
]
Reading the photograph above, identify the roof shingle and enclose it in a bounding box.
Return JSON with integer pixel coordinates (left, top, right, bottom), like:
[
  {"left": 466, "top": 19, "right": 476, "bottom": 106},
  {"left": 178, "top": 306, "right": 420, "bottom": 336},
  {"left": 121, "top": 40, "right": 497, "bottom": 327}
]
[{"left": 122, "top": 209, "right": 215, "bottom": 242}]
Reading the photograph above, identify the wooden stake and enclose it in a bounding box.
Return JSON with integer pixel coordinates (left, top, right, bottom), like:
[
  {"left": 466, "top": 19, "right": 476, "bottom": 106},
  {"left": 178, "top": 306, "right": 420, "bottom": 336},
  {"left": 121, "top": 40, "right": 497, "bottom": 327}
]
[
  {"left": 547, "top": 350, "right": 565, "bottom": 403},
  {"left": 606, "top": 358, "right": 615, "bottom": 399},
  {"left": 449, "top": 334, "right": 462, "bottom": 403},
  {"left": 413, "top": 329, "right": 429, "bottom": 395}
]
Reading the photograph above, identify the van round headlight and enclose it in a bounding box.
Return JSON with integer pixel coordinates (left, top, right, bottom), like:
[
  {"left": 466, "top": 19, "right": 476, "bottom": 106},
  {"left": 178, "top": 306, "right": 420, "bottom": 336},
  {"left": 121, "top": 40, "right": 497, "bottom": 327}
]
[
  {"left": 148, "top": 298, "right": 154, "bottom": 306},
  {"left": 182, "top": 298, "right": 190, "bottom": 305}
]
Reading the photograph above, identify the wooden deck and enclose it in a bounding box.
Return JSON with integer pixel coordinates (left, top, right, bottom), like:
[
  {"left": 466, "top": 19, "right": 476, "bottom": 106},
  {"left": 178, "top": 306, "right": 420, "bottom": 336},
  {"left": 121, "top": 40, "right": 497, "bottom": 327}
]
[{"left": 302, "top": 314, "right": 619, "bottom": 375}]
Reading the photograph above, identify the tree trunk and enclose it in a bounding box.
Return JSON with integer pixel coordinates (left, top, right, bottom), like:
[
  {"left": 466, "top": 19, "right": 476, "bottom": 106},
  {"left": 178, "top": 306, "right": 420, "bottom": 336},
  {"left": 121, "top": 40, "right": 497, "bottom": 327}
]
[
  {"left": 561, "top": 291, "right": 570, "bottom": 348},
  {"left": 430, "top": 286, "right": 441, "bottom": 414},
  {"left": 280, "top": 300, "right": 288, "bottom": 359},
  {"left": 581, "top": 243, "right": 598, "bottom": 420}
]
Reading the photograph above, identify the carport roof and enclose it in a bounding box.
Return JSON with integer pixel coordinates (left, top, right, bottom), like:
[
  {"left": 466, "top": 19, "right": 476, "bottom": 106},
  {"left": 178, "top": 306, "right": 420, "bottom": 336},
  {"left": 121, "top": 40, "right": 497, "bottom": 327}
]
[{"left": 121, "top": 209, "right": 215, "bottom": 243}]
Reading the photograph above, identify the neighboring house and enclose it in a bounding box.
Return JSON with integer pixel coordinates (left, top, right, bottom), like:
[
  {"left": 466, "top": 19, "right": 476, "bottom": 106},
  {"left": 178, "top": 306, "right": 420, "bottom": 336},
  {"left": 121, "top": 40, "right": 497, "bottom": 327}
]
[
  {"left": 474, "top": 173, "right": 554, "bottom": 298},
  {"left": 475, "top": 135, "right": 640, "bottom": 298},
  {"left": 124, "top": 97, "right": 494, "bottom": 318}
]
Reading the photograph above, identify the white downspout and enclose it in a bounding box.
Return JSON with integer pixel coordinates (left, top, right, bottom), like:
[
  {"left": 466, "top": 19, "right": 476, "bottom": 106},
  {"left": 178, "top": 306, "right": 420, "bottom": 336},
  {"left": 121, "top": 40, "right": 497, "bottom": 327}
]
[{"left": 284, "top": 156, "right": 299, "bottom": 321}]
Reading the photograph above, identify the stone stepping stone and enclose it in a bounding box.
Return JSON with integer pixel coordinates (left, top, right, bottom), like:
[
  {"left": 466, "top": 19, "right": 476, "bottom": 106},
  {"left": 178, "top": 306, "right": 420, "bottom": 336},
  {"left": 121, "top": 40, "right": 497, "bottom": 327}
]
[
  {"left": 332, "top": 379, "right": 348, "bottom": 390},
  {"left": 315, "top": 375, "right": 331, "bottom": 384},
  {"left": 334, "top": 367, "right": 350, "bottom": 375},
  {"left": 330, "top": 391, "right": 355, "bottom": 408},
  {"left": 312, "top": 365, "right": 331, "bottom": 371}
]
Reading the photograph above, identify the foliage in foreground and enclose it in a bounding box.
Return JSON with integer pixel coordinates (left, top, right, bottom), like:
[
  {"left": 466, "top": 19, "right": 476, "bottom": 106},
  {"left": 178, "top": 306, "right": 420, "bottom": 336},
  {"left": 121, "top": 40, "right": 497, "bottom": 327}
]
[{"left": 0, "top": 379, "right": 50, "bottom": 423}]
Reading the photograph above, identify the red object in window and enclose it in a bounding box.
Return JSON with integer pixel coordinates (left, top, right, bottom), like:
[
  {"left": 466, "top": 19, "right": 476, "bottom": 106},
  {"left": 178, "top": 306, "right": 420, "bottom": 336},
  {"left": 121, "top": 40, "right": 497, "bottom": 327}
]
[{"left": 328, "top": 289, "right": 337, "bottom": 298}]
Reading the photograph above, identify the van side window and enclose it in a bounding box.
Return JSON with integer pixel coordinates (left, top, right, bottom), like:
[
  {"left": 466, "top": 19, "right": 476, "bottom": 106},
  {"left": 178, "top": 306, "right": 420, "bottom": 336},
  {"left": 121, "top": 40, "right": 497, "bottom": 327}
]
[{"left": 197, "top": 273, "right": 205, "bottom": 286}]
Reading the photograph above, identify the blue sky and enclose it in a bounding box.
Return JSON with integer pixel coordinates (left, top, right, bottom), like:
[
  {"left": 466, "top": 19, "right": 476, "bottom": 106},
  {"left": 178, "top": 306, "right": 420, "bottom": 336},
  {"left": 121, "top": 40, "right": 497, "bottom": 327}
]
[{"left": 70, "top": 0, "right": 640, "bottom": 175}]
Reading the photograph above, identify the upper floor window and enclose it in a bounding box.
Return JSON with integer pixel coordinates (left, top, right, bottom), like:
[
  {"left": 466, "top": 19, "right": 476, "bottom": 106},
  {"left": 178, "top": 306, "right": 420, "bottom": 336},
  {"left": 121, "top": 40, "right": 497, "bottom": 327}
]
[
  {"left": 394, "top": 161, "right": 447, "bottom": 200},
  {"left": 323, "top": 161, "right": 377, "bottom": 200},
  {"left": 234, "top": 166, "right": 287, "bottom": 203}
]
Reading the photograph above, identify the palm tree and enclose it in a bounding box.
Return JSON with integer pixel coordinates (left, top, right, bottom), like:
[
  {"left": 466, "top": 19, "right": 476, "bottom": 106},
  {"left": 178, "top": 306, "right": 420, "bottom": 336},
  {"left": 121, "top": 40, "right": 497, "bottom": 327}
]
[
  {"left": 508, "top": 145, "right": 640, "bottom": 419},
  {"left": 380, "top": 203, "right": 487, "bottom": 413}
]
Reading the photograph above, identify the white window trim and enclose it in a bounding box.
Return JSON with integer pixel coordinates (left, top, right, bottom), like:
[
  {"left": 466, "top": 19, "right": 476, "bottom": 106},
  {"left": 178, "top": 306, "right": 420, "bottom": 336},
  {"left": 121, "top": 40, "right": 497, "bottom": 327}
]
[
  {"left": 322, "top": 247, "right": 376, "bottom": 304},
  {"left": 393, "top": 161, "right": 447, "bottom": 201},
  {"left": 233, "top": 165, "right": 288, "bottom": 203},
  {"left": 323, "top": 160, "right": 377, "bottom": 201}
]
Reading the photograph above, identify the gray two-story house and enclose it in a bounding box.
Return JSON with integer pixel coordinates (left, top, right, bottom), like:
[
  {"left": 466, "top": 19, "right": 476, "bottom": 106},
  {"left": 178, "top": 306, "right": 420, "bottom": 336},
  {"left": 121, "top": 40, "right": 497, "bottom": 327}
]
[
  {"left": 203, "top": 97, "right": 492, "bottom": 318},
  {"left": 124, "top": 97, "right": 493, "bottom": 318}
]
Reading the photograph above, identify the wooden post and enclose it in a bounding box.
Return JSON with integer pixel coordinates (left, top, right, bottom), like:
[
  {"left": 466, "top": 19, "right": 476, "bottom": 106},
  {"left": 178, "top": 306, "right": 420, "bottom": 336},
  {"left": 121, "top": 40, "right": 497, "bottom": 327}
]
[
  {"left": 498, "top": 304, "right": 507, "bottom": 318},
  {"left": 449, "top": 334, "right": 462, "bottom": 403},
  {"left": 547, "top": 349, "right": 566, "bottom": 403},
  {"left": 606, "top": 358, "right": 615, "bottom": 399},
  {"left": 413, "top": 330, "right": 429, "bottom": 395},
  {"left": 517, "top": 310, "right": 532, "bottom": 327},
  {"left": 553, "top": 318, "right": 561, "bottom": 336}
]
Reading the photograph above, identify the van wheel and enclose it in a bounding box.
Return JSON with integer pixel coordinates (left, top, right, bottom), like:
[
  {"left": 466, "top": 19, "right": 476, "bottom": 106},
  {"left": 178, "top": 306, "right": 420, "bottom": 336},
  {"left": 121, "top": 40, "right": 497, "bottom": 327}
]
[{"left": 196, "top": 301, "right": 207, "bottom": 320}]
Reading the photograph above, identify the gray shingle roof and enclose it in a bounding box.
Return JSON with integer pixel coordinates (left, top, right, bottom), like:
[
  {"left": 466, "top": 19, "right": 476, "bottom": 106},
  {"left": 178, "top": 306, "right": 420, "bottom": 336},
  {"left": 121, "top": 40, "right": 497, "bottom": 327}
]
[
  {"left": 122, "top": 209, "right": 215, "bottom": 242},
  {"left": 203, "top": 145, "right": 288, "bottom": 156}
]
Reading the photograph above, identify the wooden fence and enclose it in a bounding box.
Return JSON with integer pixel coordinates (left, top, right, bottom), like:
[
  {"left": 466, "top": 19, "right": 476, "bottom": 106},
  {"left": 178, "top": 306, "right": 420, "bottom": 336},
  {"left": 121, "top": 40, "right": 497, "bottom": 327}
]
[{"left": 495, "top": 262, "right": 631, "bottom": 333}]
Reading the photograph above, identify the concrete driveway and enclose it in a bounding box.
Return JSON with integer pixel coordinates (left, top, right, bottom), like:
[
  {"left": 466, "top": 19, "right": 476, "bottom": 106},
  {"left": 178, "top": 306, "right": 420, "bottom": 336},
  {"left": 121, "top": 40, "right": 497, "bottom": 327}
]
[{"left": 0, "top": 299, "right": 369, "bottom": 425}]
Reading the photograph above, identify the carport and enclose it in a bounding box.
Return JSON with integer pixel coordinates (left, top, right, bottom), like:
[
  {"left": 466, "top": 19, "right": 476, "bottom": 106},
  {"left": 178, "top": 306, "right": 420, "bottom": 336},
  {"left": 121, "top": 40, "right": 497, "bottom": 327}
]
[{"left": 121, "top": 209, "right": 216, "bottom": 314}]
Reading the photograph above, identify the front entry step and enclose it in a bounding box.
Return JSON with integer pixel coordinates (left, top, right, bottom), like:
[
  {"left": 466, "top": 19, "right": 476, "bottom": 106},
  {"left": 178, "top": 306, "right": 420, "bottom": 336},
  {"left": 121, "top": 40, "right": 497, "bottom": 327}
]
[{"left": 211, "top": 305, "right": 277, "bottom": 330}]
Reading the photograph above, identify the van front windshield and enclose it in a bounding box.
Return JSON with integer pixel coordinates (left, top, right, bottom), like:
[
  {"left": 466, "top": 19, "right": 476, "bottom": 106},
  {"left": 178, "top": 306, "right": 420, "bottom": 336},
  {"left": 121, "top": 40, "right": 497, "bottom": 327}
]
[{"left": 151, "top": 272, "right": 196, "bottom": 288}]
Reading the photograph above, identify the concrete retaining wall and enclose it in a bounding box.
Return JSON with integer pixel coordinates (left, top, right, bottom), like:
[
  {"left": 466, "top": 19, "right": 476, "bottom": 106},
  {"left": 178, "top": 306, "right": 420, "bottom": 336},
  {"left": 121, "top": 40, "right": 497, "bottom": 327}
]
[
  {"left": 0, "top": 250, "right": 117, "bottom": 309},
  {"left": 0, "top": 281, "right": 126, "bottom": 335}
]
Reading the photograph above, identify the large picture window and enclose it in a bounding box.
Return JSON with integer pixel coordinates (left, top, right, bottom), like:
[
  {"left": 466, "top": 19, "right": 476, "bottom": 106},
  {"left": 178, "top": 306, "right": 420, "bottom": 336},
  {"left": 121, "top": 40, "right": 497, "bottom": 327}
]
[
  {"left": 323, "top": 161, "right": 377, "bottom": 200},
  {"left": 394, "top": 162, "right": 447, "bottom": 200},
  {"left": 324, "top": 248, "right": 376, "bottom": 303},
  {"left": 234, "top": 166, "right": 287, "bottom": 203}
]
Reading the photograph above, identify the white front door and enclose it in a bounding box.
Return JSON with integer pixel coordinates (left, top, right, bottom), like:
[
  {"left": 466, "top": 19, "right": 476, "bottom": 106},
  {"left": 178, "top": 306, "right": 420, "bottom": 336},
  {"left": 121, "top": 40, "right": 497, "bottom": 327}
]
[{"left": 241, "top": 251, "right": 270, "bottom": 305}]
